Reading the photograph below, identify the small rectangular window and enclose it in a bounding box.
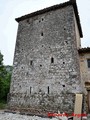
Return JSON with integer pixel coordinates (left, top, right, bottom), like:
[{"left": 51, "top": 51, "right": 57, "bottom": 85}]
[
  {"left": 87, "top": 59, "right": 90, "bottom": 68},
  {"left": 51, "top": 57, "right": 54, "bottom": 63},
  {"left": 41, "top": 32, "right": 43, "bottom": 36},
  {"left": 48, "top": 86, "right": 49, "bottom": 94},
  {"left": 30, "top": 60, "right": 33, "bottom": 65},
  {"left": 30, "top": 87, "right": 32, "bottom": 94}
]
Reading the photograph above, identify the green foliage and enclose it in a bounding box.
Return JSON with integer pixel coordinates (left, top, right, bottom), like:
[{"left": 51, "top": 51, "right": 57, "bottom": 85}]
[
  {"left": 0, "top": 51, "right": 12, "bottom": 101},
  {"left": 0, "top": 100, "right": 7, "bottom": 109}
]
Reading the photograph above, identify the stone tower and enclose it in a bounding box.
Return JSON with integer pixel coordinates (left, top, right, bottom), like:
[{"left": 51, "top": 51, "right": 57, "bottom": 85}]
[{"left": 8, "top": 0, "right": 84, "bottom": 114}]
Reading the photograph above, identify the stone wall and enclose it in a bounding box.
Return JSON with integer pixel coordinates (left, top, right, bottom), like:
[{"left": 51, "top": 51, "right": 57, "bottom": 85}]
[
  {"left": 9, "top": 5, "right": 83, "bottom": 113},
  {"left": 79, "top": 53, "right": 90, "bottom": 84}
]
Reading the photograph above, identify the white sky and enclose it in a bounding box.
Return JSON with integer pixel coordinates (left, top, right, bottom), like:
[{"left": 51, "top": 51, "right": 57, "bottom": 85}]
[{"left": 0, "top": 0, "right": 90, "bottom": 65}]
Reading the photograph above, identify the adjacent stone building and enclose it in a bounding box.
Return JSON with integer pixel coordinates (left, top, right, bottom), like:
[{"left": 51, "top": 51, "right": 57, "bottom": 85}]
[
  {"left": 79, "top": 48, "right": 90, "bottom": 86},
  {"left": 8, "top": 0, "right": 90, "bottom": 114},
  {"left": 79, "top": 48, "right": 90, "bottom": 113}
]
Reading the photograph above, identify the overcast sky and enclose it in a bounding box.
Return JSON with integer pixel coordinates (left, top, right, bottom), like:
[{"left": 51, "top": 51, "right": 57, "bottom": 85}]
[{"left": 0, "top": 0, "right": 90, "bottom": 65}]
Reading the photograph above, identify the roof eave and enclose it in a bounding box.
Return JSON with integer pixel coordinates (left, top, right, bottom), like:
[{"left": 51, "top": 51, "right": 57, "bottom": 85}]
[{"left": 78, "top": 48, "right": 90, "bottom": 53}]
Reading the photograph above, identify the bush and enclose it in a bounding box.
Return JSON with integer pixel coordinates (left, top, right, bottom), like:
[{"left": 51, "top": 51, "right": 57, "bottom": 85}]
[
  {"left": 0, "top": 51, "right": 12, "bottom": 105},
  {"left": 0, "top": 100, "right": 7, "bottom": 109}
]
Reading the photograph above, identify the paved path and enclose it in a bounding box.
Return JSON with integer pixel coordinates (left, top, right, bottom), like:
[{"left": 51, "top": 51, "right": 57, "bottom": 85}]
[{"left": 0, "top": 111, "right": 68, "bottom": 120}]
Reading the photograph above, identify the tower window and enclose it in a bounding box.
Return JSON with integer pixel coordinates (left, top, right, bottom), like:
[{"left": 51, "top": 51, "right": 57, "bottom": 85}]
[
  {"left": 26, "top": 72, "right": 29, "bottom": 76},
  {"left": 62, "top": 85, "right": 65, "bottom": 87},
  {"left": 21, "top": 66, "right": 24, "bottom": 69},
  {"left": 87, "top": 59, "right": 90, "bottom": 68},
  {"left": 51, "top": 57, "right": 54, "bottom": 63},
  {"left": 40, "top": 64, "right": 42, "bottom": 67},
  {"left": 42, "top": 18, "right": 44, "bottom": 21},
  {"left": 30, "top": 87, "right": 32, "bottom": 94},
  {"left": 65, "top": 41, "right": 68, "bottom": 44},
  {"left": 41, "top": 32, "right": 43, "bottom": 36},
  {"left": 48, "top": 86, "right": 49, "bottom": 94},
  {"left": 30, "top": 60, "right": 33, "bottom": 65},
  {"left": 27, "top": 19, "right": 30, "bottom": 24}
]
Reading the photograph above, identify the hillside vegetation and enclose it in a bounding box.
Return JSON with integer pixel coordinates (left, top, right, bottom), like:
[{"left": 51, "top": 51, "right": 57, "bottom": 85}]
[{"left": 0, "top": 52, "right": 12, "bottom": 109}]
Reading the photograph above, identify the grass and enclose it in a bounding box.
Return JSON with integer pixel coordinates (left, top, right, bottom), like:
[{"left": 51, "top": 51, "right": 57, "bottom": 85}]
[{"left": 0, "top": 100, "right": 7, "bottom": 109}]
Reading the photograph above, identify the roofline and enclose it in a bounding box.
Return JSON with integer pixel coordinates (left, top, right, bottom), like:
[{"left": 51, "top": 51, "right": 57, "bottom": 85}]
[
  {"left": 15, "top": 0, "right": 83, "bottom": 37},
  {"left": 78, "top": 47, "right": 90, "bottom": 53}
]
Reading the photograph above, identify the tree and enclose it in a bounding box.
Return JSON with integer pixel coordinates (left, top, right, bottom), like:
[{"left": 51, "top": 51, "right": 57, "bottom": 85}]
[{"left": 0, "top": 52, "right": 12, "bottom": 101}]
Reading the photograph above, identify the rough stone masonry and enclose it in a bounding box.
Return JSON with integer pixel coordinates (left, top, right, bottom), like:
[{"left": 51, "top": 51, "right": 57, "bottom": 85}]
[{"left": 8, "top": 0, "right": 85, "bottom": 114}]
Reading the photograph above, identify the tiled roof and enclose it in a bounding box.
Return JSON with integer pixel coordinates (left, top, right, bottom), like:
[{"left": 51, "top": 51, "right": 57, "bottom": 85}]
[
  {"left": 15, "top": 0, "right": 83, "bottom": 38},
  {"left": 78, "top": 47, "right": 90, "bottom": 53}
]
